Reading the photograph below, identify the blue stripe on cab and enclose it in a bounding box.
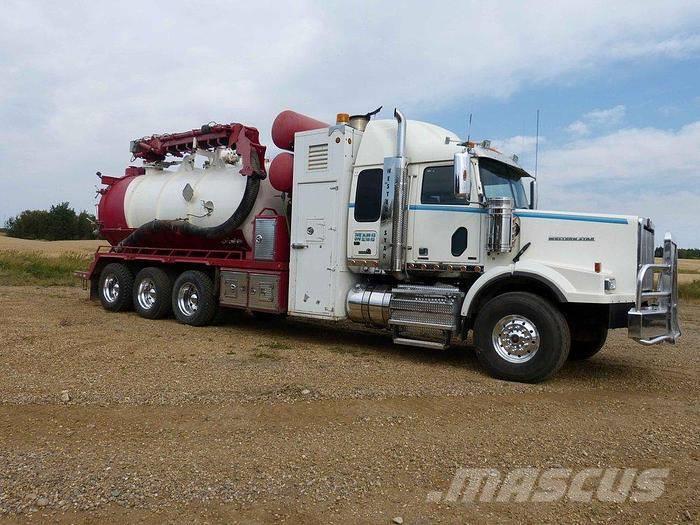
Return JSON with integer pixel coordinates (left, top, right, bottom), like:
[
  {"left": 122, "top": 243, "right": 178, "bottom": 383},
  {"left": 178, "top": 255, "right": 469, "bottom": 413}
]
[
  {"left": 515, "top": 211, "right": 628, "bottom": 224},
  {"left": 348, "top": 203, "right": 628, "bottom": 224},
  {"left": 408, "top": 204, "right": 628, "bottom": 224},
  {"left": 408, "top": 204, "right": 485, "bottom": 214}
]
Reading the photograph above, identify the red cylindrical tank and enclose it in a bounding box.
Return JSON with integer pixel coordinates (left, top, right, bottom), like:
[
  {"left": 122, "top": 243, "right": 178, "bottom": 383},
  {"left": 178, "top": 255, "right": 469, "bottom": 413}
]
[
  {"left": 271, "top": 110, "right": 328, "bottom": 151},
  {"left": 97, "top": 174, "right": 138, "bottom": 245},
  {"left": 269, "top": 152, "right": 294, "bottom": 193}
]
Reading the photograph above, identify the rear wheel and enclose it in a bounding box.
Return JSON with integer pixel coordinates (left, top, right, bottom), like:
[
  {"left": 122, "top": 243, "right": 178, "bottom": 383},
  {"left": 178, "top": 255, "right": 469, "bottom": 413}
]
[
  {"left": 98, "top": 263, "right": 134, "bottom": 312},
  {"left": 473, "top": 292, "right": 570, "bottom": 383},
  {"left": 133, "top": 267, "right": 173, "bottom": 319},
  {"left": 172, "top": 270, "right": 217, "bottom": 326}
]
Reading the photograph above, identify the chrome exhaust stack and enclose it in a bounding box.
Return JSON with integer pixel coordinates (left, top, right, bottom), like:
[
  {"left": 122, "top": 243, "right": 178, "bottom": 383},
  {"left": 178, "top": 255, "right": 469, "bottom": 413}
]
[
  {"left": 377, "top": 108, "right": 409, "bottom": 277},
  {"left": 394, "top": 108, "right": 406, "bottom": 157},
  {"left": 390, "top": 109, "right": 409, "bottom": 277}
]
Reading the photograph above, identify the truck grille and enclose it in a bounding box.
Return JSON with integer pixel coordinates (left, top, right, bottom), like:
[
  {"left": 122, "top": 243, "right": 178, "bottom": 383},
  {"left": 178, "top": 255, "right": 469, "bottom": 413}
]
[{"left": 638, "top": 218, "right": 655, "bottom": 292}]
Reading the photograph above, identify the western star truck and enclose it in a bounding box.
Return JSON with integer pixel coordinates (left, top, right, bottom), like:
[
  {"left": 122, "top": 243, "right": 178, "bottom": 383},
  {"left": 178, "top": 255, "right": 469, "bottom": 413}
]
[{"left": 78, "top": 107, "right": 681, "bottom": 382}]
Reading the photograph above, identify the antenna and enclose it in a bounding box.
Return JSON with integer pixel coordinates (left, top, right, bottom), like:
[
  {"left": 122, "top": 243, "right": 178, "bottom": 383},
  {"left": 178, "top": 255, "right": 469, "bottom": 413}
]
[
  {"left": 466, "top": 113, "right": 473, "bottom": 144},
  {"left": 534, "top": 109, "right": 540, "bottom": 177}
]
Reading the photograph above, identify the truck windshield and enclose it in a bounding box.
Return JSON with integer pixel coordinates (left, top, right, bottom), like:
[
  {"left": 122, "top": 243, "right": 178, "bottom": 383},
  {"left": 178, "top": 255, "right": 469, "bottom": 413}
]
[{"left": 479, "top": 158, "right": 529, "bottom": 208}]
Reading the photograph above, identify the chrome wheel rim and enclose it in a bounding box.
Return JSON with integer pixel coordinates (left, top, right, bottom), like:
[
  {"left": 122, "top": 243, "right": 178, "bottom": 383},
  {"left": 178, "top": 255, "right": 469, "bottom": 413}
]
[
  {"left": 102, "top": 275, "right": 119, "bottom": 303},
  {"left": 492, "top": 315, "right": 540, "bottom": 363},
  {"left": 177, "top": 283, "right": 199, "bottom": 316},
  {"left": 137, "top": 278, "right": 157, "bottom": 310}
]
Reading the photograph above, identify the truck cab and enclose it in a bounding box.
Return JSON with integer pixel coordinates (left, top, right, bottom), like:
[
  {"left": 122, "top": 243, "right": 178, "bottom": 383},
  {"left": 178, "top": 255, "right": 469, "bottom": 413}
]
[{"left": 289, "top": 109, "right": 680, "bottom": 382}]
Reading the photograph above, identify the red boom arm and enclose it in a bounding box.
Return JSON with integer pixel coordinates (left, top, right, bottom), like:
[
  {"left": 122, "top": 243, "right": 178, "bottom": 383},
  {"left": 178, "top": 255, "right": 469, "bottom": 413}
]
[{"left": 129, "top": 123, "right": 266, "bottom": 178}]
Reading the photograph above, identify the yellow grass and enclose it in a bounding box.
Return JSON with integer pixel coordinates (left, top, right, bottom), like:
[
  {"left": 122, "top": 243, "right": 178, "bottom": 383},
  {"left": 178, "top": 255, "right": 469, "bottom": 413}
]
[{"left": 0, "top": 232, "right": 103, "bottom": 257}]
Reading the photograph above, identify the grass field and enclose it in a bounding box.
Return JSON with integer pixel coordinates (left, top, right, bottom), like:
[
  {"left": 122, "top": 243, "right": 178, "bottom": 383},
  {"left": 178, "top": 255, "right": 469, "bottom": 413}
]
[
  {"left": 0, "top": 232, "right": 102, "bottom": 256},
  {"left": 0, "top": 233, "right": 95, "bottom": 286},
  {"left": 0, "top": 250, "right": 91, "bottom": 286}
]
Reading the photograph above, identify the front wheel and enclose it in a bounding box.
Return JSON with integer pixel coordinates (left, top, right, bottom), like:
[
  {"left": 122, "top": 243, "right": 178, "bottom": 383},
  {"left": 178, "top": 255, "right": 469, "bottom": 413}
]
[
  {"left": 473, "top": 292, "right": 570, "bottom": 383},
  {"left": 172, "top": 270, "right": 217, "bottom": 326}
]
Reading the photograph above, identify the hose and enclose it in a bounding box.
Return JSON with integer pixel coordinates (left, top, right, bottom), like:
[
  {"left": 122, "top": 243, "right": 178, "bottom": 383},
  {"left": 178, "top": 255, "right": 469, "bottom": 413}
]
[{"left": 118, "top": 176, "right": 261, "bottom": 247}]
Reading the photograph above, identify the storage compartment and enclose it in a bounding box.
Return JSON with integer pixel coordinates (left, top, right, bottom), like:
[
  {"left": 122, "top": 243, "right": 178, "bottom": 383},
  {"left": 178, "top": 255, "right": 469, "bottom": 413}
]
[
  {"left": 219, "top": 271, "right": 248, "bottom": 307},
  {"left": 253, "top": 212, "right": 290, "bottom": 262},
  {"left": 249, "top": 273, "right": 285, "bottom": 313}
]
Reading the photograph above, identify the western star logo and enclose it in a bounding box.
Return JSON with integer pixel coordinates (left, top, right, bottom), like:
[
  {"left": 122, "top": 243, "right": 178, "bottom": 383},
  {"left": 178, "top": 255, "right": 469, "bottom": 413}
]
[{"left": 548, "top": 236, "right": 595, "bottom": 241}]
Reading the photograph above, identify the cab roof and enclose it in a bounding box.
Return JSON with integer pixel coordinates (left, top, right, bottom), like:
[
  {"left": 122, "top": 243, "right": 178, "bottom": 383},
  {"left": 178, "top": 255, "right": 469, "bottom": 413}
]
[
  {"left": 354, "top": 119, "right": 531, "bottom": 177},
  {"left": 354, "top": 119, "right": 462, "bottom": 167}
]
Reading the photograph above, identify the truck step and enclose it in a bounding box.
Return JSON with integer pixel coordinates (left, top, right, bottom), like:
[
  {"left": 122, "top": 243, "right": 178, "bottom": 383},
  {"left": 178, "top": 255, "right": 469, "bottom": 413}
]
[{"left": 393, "top": 337, "right": 448, "bottom": 350}]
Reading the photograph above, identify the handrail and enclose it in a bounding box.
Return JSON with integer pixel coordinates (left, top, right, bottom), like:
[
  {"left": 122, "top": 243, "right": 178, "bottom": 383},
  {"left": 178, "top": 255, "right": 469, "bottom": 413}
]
[
  {"left": 630, "top": 233, "right": 680, "bottom": 345},
  {"left": 635, "top": 263, "right": 670, "bottom": 309}
]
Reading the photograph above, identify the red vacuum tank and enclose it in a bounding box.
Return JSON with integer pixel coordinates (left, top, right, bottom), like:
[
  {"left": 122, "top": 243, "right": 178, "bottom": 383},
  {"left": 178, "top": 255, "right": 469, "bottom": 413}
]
[{"left": 96, "top": 122, "right": 285, "bottom": 250}]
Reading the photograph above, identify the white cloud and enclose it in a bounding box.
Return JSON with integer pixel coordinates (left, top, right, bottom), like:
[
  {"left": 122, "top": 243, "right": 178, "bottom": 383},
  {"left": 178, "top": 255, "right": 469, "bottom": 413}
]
[
  {"left": 566, "top": 120, "right": 590, "bottom": 137},
  {"left": 492, "top": 135, "right": 542, "bottom": 159},
  {"left": 566, "top": 105, "right": 626, "bottom": 136},
  {"left": 610, "top": 34, "right": 700, "bottom": 59},
  {"left": 584, "top": 105, "right": 626, "bottom": 126},
  {"left": 542, "top": 122, "right": 700, "bottom": 182},
  {"left": 0, "top": 0, "right": 699, "bottom": 242}
]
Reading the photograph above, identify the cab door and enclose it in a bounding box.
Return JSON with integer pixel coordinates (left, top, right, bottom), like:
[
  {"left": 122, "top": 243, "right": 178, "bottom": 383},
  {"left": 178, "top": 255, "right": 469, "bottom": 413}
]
[{"left": 409, "top": 163, "right": 483, "bottom": 266}]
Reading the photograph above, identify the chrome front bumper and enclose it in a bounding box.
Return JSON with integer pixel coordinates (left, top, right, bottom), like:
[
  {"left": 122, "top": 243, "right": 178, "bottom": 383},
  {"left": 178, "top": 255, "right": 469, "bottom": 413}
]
[{"left": 628, "top": 234, "right": 681, "bottom": 344}]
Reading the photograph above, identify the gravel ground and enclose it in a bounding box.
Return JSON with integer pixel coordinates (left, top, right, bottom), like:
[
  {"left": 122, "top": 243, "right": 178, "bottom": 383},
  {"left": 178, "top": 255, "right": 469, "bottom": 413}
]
[{"left": 0, "top": 285, "right": 698, "bottom": 524}]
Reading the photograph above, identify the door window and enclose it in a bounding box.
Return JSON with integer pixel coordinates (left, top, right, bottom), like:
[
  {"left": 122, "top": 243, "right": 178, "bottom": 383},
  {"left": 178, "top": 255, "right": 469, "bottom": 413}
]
[
  {"left": 354, "top": 169, "right": 383, "bottom": 222},
  {"left": 421, "top": 165, "right": 465, "bottom": 205}
]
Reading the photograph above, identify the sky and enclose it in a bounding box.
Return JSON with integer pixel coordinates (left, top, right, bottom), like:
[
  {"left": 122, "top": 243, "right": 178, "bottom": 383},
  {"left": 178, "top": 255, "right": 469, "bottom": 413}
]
[{"left": 1, "top": 1, "right": 699, "bottom": 245}]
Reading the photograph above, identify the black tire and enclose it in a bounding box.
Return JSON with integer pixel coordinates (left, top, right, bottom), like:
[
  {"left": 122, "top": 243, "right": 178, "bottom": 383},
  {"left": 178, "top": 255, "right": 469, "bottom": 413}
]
[
  {"left": 568, "top": 323, "right": 608, "bottom": 360},
  {"left": 171, "top": 270, "right": 217, "bottom": 326},
  {"left": 133, "top": 267, "right": 173, "bottom": 319},
  {"left": 473, "top": 292, "right": 570, "bottom": 383},
  {"left": 98, "top": 263, "right": 134, "bottom": 312}
]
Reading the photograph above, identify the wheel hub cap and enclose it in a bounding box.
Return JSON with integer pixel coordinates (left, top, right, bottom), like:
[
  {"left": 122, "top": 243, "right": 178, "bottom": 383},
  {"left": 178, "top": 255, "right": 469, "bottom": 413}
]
[
  {"left": 492, "top": 315, "right": 540, "bottom": 363},
  {"left": 137, "top": 278, "right": 157, "bottom": 310},
  {"left": 177, "top": 283, "right": 199, "bottom": 316},
  {"left": 102, "top": 275, "right": 119, "bottom": 303}
]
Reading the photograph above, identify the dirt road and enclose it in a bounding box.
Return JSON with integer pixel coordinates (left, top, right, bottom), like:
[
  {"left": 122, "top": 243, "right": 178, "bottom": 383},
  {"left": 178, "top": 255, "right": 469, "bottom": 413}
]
[{"left": 0, "top": 286, "right": 698, "bottom": 523}]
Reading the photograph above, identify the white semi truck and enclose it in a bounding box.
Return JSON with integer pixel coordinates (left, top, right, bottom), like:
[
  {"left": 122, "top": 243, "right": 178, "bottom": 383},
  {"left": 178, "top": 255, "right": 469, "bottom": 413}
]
[{"left": 82, "top": 108, "right": 681, "bottom": 383}]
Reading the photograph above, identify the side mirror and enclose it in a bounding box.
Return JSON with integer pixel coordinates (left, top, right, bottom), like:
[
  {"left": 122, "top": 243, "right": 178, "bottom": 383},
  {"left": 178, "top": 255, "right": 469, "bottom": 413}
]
[
  {"left": 529, "top": 179, "right": 538, "bottom": 209},
  {"left": 454, "top": 152, "right": 471, "bottom": 199}
]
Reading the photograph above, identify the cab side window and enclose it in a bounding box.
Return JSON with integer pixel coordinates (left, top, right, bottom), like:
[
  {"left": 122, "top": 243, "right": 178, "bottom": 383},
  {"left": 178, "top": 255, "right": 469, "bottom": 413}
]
[
  {"left": 421, "top": 165, "right": 464, "bottom": 205},
  {"left": 354, "top": 168, "right": 383, "bottom": 222}
]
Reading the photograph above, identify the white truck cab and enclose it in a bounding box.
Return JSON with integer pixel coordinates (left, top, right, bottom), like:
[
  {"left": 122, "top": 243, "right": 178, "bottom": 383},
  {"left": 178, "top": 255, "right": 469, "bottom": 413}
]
[{"left": 289, "top": 109, "right": 680, "bottom": 382}]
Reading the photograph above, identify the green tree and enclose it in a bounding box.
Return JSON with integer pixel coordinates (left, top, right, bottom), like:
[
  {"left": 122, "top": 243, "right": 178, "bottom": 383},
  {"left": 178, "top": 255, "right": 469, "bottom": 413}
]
[{"left": 5, "top": 203, "right": 98, "bottom": 240}]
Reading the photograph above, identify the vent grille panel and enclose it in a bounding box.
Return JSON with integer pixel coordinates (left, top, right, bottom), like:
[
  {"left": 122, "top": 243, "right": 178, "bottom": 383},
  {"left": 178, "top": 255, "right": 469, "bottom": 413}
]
[{"left": 307, "top": 143, "right": 329, "bottom": 172}]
